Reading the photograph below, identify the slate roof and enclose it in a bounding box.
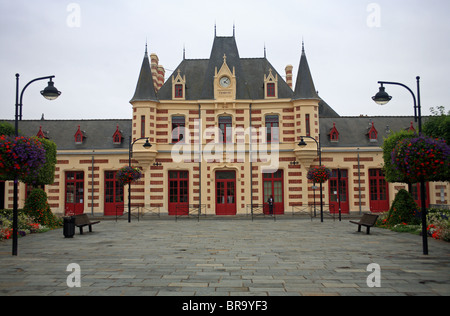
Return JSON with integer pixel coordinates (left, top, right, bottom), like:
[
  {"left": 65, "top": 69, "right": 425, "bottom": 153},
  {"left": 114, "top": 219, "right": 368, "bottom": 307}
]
[
  {"left": 1, "top": 119, "right": 132, "bottom": 151},
  {"left": 319, "top": 116, "right": 420, "bottom": 148},
  {"left": 156, "top": 36, "right": 339, "bottom": 118}
]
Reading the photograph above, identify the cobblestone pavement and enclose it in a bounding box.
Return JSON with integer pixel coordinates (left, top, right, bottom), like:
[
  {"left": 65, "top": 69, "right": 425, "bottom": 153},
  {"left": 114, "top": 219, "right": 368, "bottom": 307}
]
[{"left": 0, "top": 217, "right": 449, "bottom": 296}]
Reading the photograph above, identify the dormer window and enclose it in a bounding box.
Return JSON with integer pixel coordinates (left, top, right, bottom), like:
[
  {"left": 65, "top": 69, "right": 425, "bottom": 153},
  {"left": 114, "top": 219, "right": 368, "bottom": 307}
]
[
  {"left": 175, "top": 84, "right": 183, "bottom": 98},
  {"left": 74, "top": 125, "right": 84, "bottom": 144},
  {"left": 367, "top": 122, "right": 378, "bottom": 142},
  {"left": 267, "top": 83, "right": 275, "bottom": 97},
  {"left": 113, "top": 125, "right": 123, "bottom": 144},
  {"left": 36, "top": 126, "right": 47, "bottom": 139},
  {"left": 329, "top": 122, "right": 339, "bottom": 142},
  {"left": 172, "top": 69, "right": 186, "bottom": 100},
  {"left": 264, "top": 69, "right": 278, "bottom": 99}
]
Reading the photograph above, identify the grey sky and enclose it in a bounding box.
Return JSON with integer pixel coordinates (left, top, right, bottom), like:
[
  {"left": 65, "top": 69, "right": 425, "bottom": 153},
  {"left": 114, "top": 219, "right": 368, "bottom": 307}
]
[{"left": 1, "top": 0, "right": 449, "bottom": 120}]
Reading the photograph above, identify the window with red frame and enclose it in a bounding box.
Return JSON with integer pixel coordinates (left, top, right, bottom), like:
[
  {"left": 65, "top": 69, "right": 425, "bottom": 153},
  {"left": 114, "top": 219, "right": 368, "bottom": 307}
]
[
  {"left": 267, "top": 83, "right": 275, "bottom": 97},
  {"left": 175, "top": 84, "right": 183, "bottom": 98},
  {"left": 265, "top": 115, "right": 279, "bottom": 143},
  {"left": 219, "top": 116, "right": 232, "bottom": 143},
  {"left": 305, "top": 114, "right": 311, "bottom": 136},
  {"left": 171, "top": 116, "right": 185, "bottom": 143}
]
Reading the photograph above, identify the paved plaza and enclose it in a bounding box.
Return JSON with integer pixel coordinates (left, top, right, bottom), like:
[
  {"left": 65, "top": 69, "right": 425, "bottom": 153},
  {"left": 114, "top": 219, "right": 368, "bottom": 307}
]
[{"left": 0, "top": 216, "right": 449, "bottom": 296}]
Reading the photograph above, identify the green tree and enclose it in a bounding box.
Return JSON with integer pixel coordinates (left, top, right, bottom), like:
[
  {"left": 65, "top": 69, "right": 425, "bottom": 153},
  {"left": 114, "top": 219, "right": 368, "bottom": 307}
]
[
  {"left": 0, "top": 121, "right": 15, "bottom": 136},
  {"left": 423, "top": 106, "right": 450, "bottom": 143}
]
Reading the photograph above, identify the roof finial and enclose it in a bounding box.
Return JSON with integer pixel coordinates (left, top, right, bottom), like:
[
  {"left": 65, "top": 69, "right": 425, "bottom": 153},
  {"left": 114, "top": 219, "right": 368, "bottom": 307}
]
[
  {"left": 233, "top": 22, "right": 235, "bottom": 37},
  {"left": 183, "top": 44, "right": 186, "bottom": 60},
  {"left": 214, "top": 22, "right": 217, "bottom": 37},
  {"left": 145, "top": 38, "right": 148, "bottom": 56},
  {"left": 264, "top": 43, "right": 266, "bottom": 58},
  {"left": 302, "top": 38, "right": 305, "bottom": 54}
]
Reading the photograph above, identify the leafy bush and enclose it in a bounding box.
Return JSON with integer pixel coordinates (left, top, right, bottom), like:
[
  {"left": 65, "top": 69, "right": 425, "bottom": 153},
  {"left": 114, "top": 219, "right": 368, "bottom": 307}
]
[
  {"left": 23, "top": 188, "right": 61, "bottom": 228},
  {"left": 386, "top": 189, "right": 421, "bottom": 226}
]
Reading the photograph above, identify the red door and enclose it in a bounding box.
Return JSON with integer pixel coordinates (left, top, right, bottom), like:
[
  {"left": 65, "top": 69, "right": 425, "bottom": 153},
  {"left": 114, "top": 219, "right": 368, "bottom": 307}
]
[
  {"left": 65, "top": 171, "right": 84, "bottom": 215},
  {"left": 168, "top": 171, "right": 189, "bottom": 216},
  {"left": 215, "top": 171, "right": 236, "bottom": 215},
  {"left": 412, "top": 182, "right": 430, "bottom": 209},
  {"left": 329, "top": 169, "right": 349, "bottom": 214},
  {"left": 369, "top": 169, "right": 389, "bottom": 212},
  {"left": 263, "top": 170, "right": 285, "bottom": 214},
  {"left": 104, "top": 171, "right": 124, "bottom": 216}
]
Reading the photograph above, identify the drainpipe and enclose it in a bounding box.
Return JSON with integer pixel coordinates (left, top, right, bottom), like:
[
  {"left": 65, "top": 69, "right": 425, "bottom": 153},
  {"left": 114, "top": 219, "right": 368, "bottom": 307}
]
[
  {"left": 198, "top": 103, "right": 202, "bottom": 215},
  {"left": 357, "top": 148, "right": 361, "bottom": 214},
  {"left": 91, "top": 155, "right": 95, "bottom": 216},
  {"left": 249, "top": 103, "right": 253, "bottom": 214}
]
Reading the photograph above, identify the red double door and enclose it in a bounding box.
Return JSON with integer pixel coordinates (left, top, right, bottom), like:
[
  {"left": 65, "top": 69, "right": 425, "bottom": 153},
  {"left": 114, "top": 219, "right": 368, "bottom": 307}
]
[
  {"left": 215, "top": 171, "right": 237, "bottom": 215},
  {"left": 168, "top": 170, "right": 189, "bottom": 216},
  {"left": 369, "top": 169, "right": 390, "bottom": 213}
]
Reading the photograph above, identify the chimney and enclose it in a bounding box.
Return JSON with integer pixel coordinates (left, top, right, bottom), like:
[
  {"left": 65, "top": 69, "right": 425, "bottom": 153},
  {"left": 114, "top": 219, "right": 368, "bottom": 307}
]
[
  {"left": 150, "top": 53, "right": 159, "bottom": 90},
  {"left": 285, "top": 64, "right": 293, "bottom": 89},
  {"left": 157, "top": 65, "right": 165, "bottom": 91}
]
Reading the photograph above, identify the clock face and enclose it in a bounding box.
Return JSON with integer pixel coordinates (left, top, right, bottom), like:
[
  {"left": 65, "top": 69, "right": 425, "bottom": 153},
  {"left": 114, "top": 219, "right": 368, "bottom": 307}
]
[{"left": 219, "top": 76, "right": 231, "bottom": 88}]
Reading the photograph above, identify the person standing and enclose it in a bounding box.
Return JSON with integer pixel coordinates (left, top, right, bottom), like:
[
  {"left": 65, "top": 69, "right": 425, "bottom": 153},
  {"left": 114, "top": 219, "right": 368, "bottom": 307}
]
[{"left": 268, "top": 195, "right": 274, "bottom": 215}]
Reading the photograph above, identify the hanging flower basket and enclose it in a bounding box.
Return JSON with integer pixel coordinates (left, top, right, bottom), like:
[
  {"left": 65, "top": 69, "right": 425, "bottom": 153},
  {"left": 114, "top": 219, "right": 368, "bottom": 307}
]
[
  {"left": 0, "top": 135, "right": 46, "bottom": 180},
  {"left": 307, "top": 166, "right": 331, "bottom": 184},
  {"left": 391, "top": 135, "right": 450, "bottom": 183},
  {"left": 116, "top": 166, "right": 142, "bottom": 185}
]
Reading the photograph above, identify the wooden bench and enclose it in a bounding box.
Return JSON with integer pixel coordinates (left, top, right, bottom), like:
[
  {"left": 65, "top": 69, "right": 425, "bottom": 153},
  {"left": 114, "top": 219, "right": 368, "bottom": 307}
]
[
  {"left": 74, "top": 214, "right": 100, "bottom": 235},
  {"left": 350, "top": 214, "right": 379, "bottom": 234}
]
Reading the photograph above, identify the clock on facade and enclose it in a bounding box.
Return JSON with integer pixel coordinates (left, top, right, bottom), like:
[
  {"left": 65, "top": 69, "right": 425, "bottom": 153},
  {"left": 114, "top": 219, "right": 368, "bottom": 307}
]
[{"left": 219, "top": 76, "right": 231, "bottom": 88}]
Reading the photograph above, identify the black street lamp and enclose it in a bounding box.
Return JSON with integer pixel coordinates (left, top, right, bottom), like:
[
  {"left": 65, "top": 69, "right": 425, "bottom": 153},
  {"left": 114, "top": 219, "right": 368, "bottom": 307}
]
[
  {"left": 372, "top": 76, "right": 428, "bottom": 255},
  {"left": 128, "top": 136, "right": 152, "bottom": 223},
  {"left": 298, "top": 135, "right": 324, "bottom": 222},
  {"left": 12, "top": 74, "right": 61, "bottom": 256}
]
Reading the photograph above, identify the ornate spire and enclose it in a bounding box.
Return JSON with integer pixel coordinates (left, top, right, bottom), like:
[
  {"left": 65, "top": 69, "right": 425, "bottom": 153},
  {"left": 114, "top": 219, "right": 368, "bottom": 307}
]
[
  {"left": 292, "top": 41, "right": 320, "bottom": 101},
  {"left": 130, "top": 43, "right": 159, "bottom": 103}
]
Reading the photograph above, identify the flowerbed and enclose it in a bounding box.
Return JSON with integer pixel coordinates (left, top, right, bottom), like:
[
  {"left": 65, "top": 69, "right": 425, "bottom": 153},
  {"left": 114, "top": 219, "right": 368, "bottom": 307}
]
[
  {"left": 376, "top": 208, "right": 450, "bottom": 242},
  {"left": 0, "top": 209, "right": 61, "bottom": 241}
]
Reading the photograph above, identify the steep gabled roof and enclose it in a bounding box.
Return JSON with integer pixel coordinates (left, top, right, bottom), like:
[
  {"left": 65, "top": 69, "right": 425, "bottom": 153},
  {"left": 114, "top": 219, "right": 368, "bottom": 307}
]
[
  {"left": 292, "top": 44, "right": 320, "bottom": 101},
  {"left": 200, "top": 36, "right": 251, "bottom": 100},
  {"left": 130, "top": 48, "right": 159, "bottom": 103}
]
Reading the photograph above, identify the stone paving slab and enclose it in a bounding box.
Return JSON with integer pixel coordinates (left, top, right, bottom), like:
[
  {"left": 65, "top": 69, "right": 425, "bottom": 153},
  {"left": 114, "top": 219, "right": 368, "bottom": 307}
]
[{"left": 0, "top": 218, "right": 449, "bottom": 296}]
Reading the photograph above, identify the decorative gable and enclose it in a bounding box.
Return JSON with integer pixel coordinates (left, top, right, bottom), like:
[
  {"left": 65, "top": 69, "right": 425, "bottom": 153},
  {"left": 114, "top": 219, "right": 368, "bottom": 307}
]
[
  {"left": 264, "top": 69, "right": 278, "bottom": 99},
  {"left": 367, "top": 122, "right": 378, "bottom": 142},
  {"left": 112, "top": 125, "right": 123, "bottom": 144},
  {"left": 214, "top": 54, "right": 236, "bottom": 101},
  {"left": 329, "top": 122, "right": 339, "bottom": 142},
  {"left": 172, "top": 69, "right": 186, "bottom": 100},
  {"left": 74, "top": 125, "right": 85, "bottom": 144}
]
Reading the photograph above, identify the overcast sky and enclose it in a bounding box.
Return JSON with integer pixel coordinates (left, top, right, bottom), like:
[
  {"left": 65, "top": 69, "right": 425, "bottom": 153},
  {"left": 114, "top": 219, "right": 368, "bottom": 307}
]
[{"left": 1, "top": 0, "right": 449, "bottom": 120}]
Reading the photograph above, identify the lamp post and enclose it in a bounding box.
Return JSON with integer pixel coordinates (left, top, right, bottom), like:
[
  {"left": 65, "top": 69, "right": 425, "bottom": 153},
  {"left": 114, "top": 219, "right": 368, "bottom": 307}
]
[
  {"left": 128, "top": 136, "right": 152, "bottom": 223},
  {"left": 12, "top": 74, "right": 61, "bottom": 256},
  {"left": 372, "top": 76, "right": 428, "bottom": 255},
  {"left": 298, "top": 135, "right": 324, "bottom": 222}
]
